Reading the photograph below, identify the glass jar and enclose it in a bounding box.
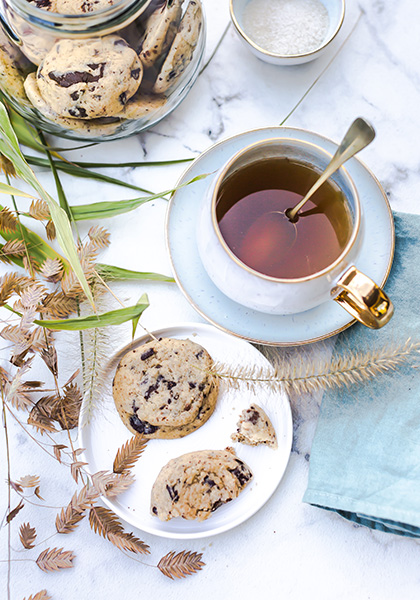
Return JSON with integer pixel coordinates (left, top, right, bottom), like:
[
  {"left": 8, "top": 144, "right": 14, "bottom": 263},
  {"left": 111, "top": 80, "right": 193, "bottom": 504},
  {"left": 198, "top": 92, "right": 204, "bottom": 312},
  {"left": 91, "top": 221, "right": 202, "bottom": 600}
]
[{"left": 0, "top": 0, "right": 205, "bottom": 140}]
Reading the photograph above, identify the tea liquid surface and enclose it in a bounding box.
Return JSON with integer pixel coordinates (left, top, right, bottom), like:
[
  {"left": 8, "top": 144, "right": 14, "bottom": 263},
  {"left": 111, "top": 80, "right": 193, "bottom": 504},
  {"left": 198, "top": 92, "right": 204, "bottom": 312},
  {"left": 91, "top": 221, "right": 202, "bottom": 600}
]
[{"left": 216, "top": 158, "right": 352, "bottom": 279}]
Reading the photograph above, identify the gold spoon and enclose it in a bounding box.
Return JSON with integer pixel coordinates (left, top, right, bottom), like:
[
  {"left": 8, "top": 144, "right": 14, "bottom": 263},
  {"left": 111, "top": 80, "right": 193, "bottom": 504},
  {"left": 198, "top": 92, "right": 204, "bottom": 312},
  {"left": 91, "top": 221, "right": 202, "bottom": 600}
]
[{"left": 286, "top": 117, "right": 376, "bottom": 223}]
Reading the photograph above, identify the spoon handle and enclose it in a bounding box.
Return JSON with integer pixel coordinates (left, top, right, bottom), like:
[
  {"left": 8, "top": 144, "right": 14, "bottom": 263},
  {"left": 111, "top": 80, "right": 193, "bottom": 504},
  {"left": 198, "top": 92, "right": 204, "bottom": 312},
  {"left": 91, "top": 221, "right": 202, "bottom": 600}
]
[{"left": 287, "top": 118, "right": 375, "bottom": 222}]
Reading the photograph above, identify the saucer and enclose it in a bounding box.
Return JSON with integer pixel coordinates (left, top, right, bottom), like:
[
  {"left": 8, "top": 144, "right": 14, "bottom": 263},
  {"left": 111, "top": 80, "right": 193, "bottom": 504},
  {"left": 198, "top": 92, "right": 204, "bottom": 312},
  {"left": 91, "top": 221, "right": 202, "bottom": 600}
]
[{"left": 166, "top": 127, "right": 394, "bottom": 346}]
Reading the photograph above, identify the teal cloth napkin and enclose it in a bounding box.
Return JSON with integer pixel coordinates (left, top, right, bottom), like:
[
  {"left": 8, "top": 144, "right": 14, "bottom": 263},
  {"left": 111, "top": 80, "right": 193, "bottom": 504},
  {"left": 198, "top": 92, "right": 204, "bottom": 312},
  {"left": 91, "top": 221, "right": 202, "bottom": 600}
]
[{"left": 303, "top": 211, "right": 420, "bottom": 537}]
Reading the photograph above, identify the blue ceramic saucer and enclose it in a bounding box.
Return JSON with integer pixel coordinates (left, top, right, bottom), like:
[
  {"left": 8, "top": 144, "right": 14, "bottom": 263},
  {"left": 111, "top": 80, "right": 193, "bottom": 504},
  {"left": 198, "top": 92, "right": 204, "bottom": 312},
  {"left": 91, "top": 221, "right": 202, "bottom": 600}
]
[{"left": 166, "top": 127, "right": 394, "bottom": 346}]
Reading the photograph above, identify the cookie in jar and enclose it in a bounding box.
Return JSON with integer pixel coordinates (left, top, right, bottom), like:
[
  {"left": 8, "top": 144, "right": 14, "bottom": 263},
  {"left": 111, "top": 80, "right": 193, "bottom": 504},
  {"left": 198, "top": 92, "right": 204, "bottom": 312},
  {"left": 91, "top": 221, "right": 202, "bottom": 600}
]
[{"left": 0, "top": 0, "right": 205, "bottom": 140}]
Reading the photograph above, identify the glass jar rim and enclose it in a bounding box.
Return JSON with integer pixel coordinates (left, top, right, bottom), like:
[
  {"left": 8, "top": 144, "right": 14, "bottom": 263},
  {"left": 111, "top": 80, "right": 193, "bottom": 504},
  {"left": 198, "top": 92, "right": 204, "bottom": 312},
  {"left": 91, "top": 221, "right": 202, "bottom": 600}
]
[{"left": 5, "top": 0, "right": 152, "bottom": 28}]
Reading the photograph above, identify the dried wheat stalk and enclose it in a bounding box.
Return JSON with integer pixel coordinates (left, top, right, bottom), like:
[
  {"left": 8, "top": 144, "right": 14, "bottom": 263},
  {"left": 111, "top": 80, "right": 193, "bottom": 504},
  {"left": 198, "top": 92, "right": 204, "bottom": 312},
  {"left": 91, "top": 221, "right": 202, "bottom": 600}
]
[
  {"left": 157, "top": 551, "right": 205, "bottom": 580},
  {"left": 36, "top": 547, "right": 75, "bottom": 572},
  {"left": 89, "top": 506, "right": 150, "bottom": 555},
  {"left": 55, "top": 484, "right": 99, "bottom": 534},
  {"left": 113, "top": 435, "right": 147, "bottom": 474},
  {"left": 210, "top": 338, "right": 420, "bottom": 396},
  {"left": 19, "top": 523, "right": 37, "bottom": 549}
]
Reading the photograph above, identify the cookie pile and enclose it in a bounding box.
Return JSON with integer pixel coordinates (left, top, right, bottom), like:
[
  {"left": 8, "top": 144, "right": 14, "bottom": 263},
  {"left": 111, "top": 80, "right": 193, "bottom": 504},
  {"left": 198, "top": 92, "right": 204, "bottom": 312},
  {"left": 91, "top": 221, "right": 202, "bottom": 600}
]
[
  {"left": 113, "top": 338, "right": 219, "bottom": 440},
  {"left": 6, "top": 0, "right": 202, "bottom": 135}
]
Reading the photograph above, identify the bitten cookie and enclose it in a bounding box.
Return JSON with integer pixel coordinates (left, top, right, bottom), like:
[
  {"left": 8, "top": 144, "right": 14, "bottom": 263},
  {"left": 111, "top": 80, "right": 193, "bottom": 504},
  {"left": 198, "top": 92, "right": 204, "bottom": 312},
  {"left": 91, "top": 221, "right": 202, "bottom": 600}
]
[
  {"left": 36, "top": 36, "right": 142, "bottom": 118},
  {"left": 231, "top": 404, "right": 278, "bottom": 449},
  {"left": 151, "top": 448, "right": 253, "bottom": 521},
  {"left": 152, "top": 0, "right": 202, "bottom": 94},
  {"left": 112, "top": 338, "right": 219, "bottom": 439}
]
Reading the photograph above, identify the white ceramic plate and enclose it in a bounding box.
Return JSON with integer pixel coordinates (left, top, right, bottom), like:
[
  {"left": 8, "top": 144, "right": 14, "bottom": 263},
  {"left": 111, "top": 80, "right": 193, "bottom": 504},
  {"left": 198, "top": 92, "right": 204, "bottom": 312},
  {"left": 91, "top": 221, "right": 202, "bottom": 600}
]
[
  {"left": 79, "top": 323, "right": 292, "bottom": 539},
  {"left": 166, "top": 126, "right": 395, "bottom": 346}
]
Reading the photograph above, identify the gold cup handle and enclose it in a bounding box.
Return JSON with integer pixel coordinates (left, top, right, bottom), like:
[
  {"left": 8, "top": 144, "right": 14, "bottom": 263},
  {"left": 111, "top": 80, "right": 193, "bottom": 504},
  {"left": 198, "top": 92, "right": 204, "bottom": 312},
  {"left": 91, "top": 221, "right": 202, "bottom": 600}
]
[{"left": 333, "top": 266, "right": 394, "bottom": 329}]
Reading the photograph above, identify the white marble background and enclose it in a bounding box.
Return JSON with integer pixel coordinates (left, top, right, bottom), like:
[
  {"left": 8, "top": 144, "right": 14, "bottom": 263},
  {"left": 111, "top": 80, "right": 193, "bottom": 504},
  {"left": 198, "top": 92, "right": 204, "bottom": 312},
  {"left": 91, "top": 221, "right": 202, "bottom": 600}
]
[{"left": 2, "top": 0, "right": 420, "bottom": 598}]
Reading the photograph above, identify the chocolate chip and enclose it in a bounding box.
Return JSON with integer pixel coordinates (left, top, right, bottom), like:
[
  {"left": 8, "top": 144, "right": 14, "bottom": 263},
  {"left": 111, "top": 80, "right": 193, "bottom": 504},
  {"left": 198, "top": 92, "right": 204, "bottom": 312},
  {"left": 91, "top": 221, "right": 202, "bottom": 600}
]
[
  {"left": 152, "top": 506, "right": 158, "bottom": 515},
  {"left": 188, "top": 382, "right": 196, "bottom": 389},
  {"left": 166, "top": 381, "right": 177, "bottom": 390},
  {"left": 229, "top": 465, "right": 252, "bottom": 487},
  {"left": 198, "top": 383, "right": 205, "bottom": 392},
  {"left": 141, "top": 348, "right": 155, "bottom": 361},
  {"left": 68, "top": 107, "right": 87, "bottom": 118},
  {"left": 247, "top": 409, "right": 260, "bottom": 425},
  {"left": 166, "top": 485, "right": 179, "bottom": 502},
  {"left": 211, "top": 500, "right": 223, "bottom": 512},
  {"left": 195, "top": 350, "right": 204, "bottom": 359},
  {"left": 203, "top": 476, "right": 215, "bottom": 488},
  {"left": 48, "top": 68, "right": 104, "bottom": 87},
  {"left": 129, "top": 414, "right": 158, "bottom": 435},
  {"left": 144, "top": 374, "right": 164, "bottom": 399},
  {"left": 131, "top": 68, "right": 141, "bottom": 80},
  {"left": 119, "top": 92, "right": 127, "bottom": 105},
  {"left": 70, "top": 91, "right": 80, "bottom": 101}
]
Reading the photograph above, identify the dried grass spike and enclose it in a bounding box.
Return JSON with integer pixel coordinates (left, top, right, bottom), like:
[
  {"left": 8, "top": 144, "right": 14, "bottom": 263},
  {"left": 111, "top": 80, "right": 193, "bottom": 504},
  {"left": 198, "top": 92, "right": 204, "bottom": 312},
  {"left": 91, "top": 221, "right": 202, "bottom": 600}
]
[
  {"left": 36, "top": 547, "right": 75, "bottom": 572},
  {"left": 6, "top": 500, "right": 24, "bottom": 523},
  {"left": 89, "top": 507, "right": 150, "bottom": 555},
  {"left": 29, "top": 199, "right": 50, "bottom": 221},
  {"left": 17, "top": 475, "right": 40, "bottom": 488},
  {"left": 2, "top": 239, "right": 26, "bottom": 257},
  {"left": 56, "top": 485, "right": 99, "bottom": 534},
  {"left": 45, "top": 220, "right": 56, "bottom": 241},
  {"left": 157, "top": 550, "right": 205, "bottom": 579},
  {"left": 113, "top": 435, "right": 147, "bottom": 474},
  {"left": 88, "top": 226, "right": 111, "bottom": 249},
  {"left": 0, "top": 206, "right": 18, "bottom": 231},
  {"left": 23, "top": 591, "right": 51, "bottom": 600},
  {"left": 19, "top": 522, "right": 37, "bottom": 549},
  {"left": 92, "top": 470, "right": 135, "bottom": 498},
  {"left": 107, "top": 531, "right": 150, "bottom": 555},
  {"left": 40, "top": 258, "right": 63, "bottom": 283}
]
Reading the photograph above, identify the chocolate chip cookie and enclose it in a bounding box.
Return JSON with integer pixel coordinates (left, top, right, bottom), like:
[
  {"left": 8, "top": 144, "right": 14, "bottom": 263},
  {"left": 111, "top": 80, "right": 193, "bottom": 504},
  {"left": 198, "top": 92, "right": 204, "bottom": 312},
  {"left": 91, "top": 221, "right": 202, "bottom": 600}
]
[
  {"left": 112, "top": 338, "right": 219, "bottom": 440},
  {"left": 35, "top": 36, "right": 142, "bottom": 118},
  {"left": 151, "top": 448, "right": 253, "bottom": 521},
  {"left": 231, "top": 404, "right": 278, "bottom": 449},
  {"left": 139, "top": 0, "right": 183, "bottom": 69},
  {"left": 153, "top": 0, "right": 202, "bottom": 94}
]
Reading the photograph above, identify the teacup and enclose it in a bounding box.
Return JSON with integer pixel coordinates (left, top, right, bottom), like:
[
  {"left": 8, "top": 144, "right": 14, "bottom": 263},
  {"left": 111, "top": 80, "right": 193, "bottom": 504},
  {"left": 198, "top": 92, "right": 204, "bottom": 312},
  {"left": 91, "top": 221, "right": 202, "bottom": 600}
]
[{"left": 197, "top": 138, "right": 393, "bottom": 329}]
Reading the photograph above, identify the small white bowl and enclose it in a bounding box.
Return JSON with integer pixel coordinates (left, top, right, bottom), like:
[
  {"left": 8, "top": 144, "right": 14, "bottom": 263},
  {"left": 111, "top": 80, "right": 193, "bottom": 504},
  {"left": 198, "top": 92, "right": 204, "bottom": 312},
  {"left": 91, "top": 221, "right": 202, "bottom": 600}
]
[{"left": 230, "top": 0, "right": 345, "bottom": 66}]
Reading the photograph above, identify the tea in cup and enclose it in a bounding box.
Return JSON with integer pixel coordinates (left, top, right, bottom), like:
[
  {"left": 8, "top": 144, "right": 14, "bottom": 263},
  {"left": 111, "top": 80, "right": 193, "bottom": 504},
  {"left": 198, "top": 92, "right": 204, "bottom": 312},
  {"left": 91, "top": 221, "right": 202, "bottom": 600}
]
[{"left": 197, "top": 138, "right": 393, "bottom": 329}]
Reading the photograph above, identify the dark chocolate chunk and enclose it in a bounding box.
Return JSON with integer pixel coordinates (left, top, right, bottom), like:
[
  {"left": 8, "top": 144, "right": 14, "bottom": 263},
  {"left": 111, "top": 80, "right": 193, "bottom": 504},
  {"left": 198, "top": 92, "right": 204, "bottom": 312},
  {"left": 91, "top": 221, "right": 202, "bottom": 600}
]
[
  {"left": 203, "top": 475, "right": 215, "bottom": 488},
  {"left": 131, "top": 68, "right": 141, "bottom": 80},
  {"left": 247, "top": 409, "right": 260, "bottom": 425},
  {"left": 70, "top": 91, "right": 80, "bottom": 101},
  {"left": 211, "top": 500, "right": 223, "bottom": 512},
  {"left": 198, "top": 383, "right": 206, "bottom": 392},
  {"left": 144, "top": 374, "right": 164, "bottom": 399},
  {"left": 48, "top": 67, "right": 105, "bottom": 88},
  {"left": 166, "top": 380, "right": 177, "bottom": 390},
  {"left": 152, "top": 506, "right": 158, "bottom": 515},
  {"left": 68, "top": 106, "right": 87, "bottom": 118},
  {"left": 129, "top": 414, "right": 158, "bottom": 435},
  {"left": 141, "top": 347, "right": 155, "bottom": 361},
  {"left": 188, "top": 382, "right": 196, "bottom": 389},
  {"left": 229, "top": 465, "right": 252, "bottom": 487},
  {"left": 119, "top": 91, "right": 127, "bottom": 105},
  {"left": 166, "top": 484, "right": 179, "bottom": 502}
]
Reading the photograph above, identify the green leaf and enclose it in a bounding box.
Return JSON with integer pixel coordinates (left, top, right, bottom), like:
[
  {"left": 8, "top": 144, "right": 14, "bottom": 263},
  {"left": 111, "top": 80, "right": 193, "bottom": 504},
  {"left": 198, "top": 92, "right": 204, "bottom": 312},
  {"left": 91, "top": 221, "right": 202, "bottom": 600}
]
[
  {"left": 0, "top": 102, "right": 94, "bottom": 308},
  {"left": 69, "top": 173, "right": 209, "bottom": 221},
  {"left": 96, "top": 263, "right": 174, "bottom": 282},
  {"left": 25, "top": 156, "right": 153, "bottom": 195},
  {"left": 35, "top": 293, "right": 149, "bottom": 331},
  {"left": 8, "top": 108, "right": 46, "bottom": 154},
  {"left": 49, "top": 158, "right": 194, "bottom": 169},
  {"left": 0, "top": 182, "right": 35, "bottom": 199},
  {"left": 0, "top": 203, "right": 68, "bottom": 269}
]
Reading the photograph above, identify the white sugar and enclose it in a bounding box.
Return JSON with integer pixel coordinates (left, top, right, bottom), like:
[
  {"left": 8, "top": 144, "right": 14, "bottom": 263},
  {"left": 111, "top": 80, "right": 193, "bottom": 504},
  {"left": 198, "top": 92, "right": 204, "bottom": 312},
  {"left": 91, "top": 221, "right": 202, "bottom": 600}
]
[{"left": 242, "top": 0, "right": 329, "bottom": 56}]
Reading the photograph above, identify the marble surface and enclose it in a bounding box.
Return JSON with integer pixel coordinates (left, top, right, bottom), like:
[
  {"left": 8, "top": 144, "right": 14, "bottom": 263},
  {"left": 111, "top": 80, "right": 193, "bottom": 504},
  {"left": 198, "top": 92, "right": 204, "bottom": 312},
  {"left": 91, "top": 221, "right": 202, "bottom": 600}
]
[{"left": 1, "top": 0, "right": 420, "bottom": 598}]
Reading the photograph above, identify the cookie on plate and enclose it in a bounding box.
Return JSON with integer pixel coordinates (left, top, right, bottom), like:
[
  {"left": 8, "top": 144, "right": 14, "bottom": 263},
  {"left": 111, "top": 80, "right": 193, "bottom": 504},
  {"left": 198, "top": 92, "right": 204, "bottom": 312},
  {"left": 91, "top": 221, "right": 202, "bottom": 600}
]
[
  {"left": 35, "top": 36, "right": 142, "bottom": 119},
  {"left": 151, "top": 447, "right": 253, "bottom": 521},
  {"left": 231, "top": 403, "right": 277, "bottom": 449},
  {"left": 152, "top": 0, "right": 202, "bottom": 94},
  {"left": 112, "top": 337, "right": 219, "bottom": 439}
]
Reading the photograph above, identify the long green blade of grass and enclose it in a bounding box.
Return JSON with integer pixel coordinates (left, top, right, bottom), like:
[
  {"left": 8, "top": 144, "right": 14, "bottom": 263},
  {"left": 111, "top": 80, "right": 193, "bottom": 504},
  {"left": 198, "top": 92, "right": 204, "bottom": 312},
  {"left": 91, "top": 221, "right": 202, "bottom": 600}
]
[
  {"left": 25, "top": 155, "right": 153, "bottom": 194},
  {"left": 35, "top": 293, "right": 149, "bottom": 330},
  {"left": 0, "top": 182, "right": 35, "bottom": 199},
  {"left": 96, "top": 263, "right": 174, "bottom": 282},
  {"left": 69, "top": 173, "right": 209, "bottom": 221}
]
